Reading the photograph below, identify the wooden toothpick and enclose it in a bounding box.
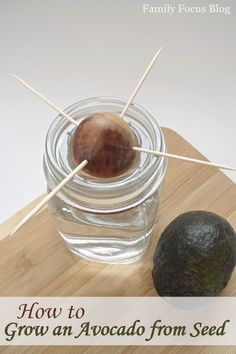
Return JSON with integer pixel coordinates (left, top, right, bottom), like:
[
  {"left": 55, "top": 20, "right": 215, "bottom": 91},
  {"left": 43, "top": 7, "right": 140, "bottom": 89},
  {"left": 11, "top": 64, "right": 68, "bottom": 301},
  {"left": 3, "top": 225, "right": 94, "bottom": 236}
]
[
  {"left": 11, "top": 74, "right": 79, "bottom": 126},
  {"left": 120, "top": 47, "right": 162, "bottom": 118},
  {"left": 10, "top": 160, "right": 88, "bottom": 236},
  {"left": 133, "top": 147, "right": 236, "bottom": 172},
  {"left": 12, "top": 74, "right": 236, "bottom": 172}
]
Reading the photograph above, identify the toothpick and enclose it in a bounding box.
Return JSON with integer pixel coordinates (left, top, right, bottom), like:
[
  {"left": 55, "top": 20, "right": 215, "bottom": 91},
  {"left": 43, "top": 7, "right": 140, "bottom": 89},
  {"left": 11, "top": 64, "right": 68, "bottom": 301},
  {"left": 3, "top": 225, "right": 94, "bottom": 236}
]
[
  {"left": 11, "top": 74, "right": 79, "bottom": 126},
  {"left": 11, "top": 74, "right": 236, "bottom": 172},
  {"left": 133, "top": 147, "right": 236, "bottom": 171},
  {"left": 120, "top": 47, "right": 162, "bottom": 118},
  {"left": 10, "top": 160, "right": 88, "bottom": 236}
]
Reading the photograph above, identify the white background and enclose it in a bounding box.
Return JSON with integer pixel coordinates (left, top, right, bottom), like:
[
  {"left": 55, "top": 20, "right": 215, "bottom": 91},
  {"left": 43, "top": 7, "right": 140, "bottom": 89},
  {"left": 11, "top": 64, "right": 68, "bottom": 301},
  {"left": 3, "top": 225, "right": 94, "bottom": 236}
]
[{"left": 0, "top": 0, "right": 235, "bottom": 223}]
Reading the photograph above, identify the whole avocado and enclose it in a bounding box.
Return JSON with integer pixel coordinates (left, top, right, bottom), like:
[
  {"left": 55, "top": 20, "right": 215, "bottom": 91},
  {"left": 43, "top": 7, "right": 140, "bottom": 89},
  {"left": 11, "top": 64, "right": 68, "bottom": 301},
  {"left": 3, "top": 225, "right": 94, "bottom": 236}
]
[{"left": 152, "top": 211, "right": 236, "bottom": 296}]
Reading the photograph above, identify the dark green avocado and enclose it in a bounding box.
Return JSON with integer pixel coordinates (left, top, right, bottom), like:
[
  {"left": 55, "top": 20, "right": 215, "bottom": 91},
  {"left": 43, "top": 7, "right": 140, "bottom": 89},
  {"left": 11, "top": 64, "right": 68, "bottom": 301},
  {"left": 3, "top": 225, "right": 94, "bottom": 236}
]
[{"left": 152, "top": 211, "right": 236, "bottom": 296}]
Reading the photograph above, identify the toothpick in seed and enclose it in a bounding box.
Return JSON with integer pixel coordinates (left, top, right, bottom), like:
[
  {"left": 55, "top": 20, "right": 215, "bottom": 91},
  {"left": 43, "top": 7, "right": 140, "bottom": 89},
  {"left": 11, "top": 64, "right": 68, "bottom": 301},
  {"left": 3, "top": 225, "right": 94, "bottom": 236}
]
[{"left": 120, "top": 47, "right": 162, "bottom": 118}]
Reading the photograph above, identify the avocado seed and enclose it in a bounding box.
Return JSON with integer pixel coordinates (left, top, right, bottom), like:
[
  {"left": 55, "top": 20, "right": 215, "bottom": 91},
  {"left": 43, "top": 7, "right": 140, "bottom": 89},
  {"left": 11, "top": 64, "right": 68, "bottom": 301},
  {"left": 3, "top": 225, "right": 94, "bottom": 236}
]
[{"left": 72, "top": 112, "right": 136, "bottom": 178}]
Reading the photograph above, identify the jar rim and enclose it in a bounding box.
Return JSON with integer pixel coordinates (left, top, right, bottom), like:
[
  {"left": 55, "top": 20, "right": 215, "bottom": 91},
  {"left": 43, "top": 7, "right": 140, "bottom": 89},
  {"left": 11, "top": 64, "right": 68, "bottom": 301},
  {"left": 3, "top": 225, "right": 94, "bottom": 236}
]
[{"left": 44, "top": 96, "right": 167, "bottom": 212}]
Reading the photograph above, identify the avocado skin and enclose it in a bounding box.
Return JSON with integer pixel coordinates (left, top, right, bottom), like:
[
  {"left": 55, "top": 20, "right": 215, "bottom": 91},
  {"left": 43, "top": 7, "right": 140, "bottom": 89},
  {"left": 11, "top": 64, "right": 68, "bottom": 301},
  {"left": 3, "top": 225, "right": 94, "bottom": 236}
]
[{"left": 152, "top": 211, "right": 236, "bottom": 296}]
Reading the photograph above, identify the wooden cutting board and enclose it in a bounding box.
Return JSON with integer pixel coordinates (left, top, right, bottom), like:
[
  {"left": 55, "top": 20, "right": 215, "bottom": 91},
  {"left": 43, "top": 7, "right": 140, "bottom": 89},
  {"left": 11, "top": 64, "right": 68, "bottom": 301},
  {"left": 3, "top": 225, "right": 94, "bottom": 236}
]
[{"left": 1, "top": 128, "right": 236, "bottom": 354}]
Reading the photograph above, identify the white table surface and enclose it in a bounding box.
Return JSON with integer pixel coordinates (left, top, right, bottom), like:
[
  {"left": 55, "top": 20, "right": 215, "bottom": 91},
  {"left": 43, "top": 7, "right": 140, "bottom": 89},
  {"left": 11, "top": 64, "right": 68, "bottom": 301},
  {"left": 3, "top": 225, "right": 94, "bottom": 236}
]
[{"left": 0, "top": 0, "right": 235, "bottom": 223}]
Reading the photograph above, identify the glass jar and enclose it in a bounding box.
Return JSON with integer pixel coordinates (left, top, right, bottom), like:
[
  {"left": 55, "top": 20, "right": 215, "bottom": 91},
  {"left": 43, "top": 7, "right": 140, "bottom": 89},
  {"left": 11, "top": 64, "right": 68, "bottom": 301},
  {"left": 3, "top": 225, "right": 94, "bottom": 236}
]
[{"left": 43, "top": 97, "right": 167, "bottom": 264}]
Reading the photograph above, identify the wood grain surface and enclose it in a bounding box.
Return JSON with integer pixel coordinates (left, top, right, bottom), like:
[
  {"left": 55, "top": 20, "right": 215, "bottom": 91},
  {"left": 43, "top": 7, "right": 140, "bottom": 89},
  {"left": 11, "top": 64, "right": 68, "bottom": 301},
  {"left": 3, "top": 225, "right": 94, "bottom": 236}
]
[{"left": 0, "top": 128, "right": 236, "bottom": 353}]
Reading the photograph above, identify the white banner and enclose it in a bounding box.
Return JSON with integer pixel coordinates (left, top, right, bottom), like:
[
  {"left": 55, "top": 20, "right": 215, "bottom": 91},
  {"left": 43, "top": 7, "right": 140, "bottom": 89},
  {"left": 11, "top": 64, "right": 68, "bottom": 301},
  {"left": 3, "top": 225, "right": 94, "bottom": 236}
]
[{"left": 0, "top": 297, "right": 235, "bottom": 345}]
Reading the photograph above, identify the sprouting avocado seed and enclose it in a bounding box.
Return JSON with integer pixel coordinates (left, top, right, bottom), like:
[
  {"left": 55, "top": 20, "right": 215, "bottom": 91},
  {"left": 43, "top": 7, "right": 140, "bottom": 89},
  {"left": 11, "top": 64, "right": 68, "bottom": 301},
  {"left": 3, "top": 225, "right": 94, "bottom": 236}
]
[{"left": 72, "top": 112, "right": 136, "bottom": 178}]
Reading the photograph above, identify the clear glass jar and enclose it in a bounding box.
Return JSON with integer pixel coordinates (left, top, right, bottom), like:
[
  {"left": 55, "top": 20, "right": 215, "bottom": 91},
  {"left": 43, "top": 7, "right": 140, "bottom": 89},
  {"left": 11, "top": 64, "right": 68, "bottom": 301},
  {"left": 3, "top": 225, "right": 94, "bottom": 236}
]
[{"left": 43, "top": 97, "right": 167, "bottom": 264}]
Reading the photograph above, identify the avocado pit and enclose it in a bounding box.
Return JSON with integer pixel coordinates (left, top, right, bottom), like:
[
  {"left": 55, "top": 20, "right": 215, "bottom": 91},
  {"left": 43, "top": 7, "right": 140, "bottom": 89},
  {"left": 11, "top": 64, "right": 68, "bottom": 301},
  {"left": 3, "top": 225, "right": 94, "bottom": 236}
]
[{"left": 72, "top": 112, "right": 137, "bottom": 178}]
